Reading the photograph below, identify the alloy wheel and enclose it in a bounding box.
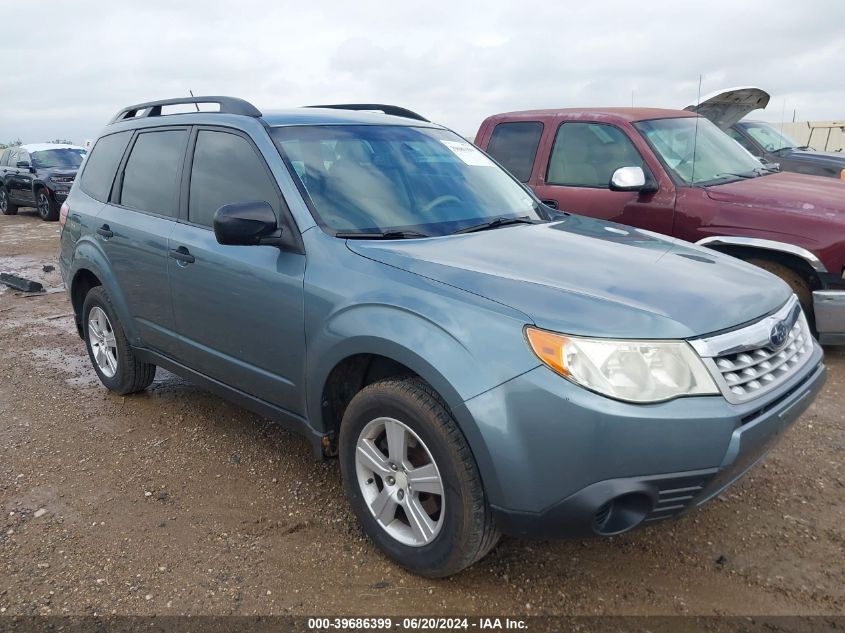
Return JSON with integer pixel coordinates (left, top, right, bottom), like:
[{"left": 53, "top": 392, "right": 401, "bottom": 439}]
[
  {"left": 88, "top": 306, "right": 119, "bottom": 378},
  {"left": 355, "top": 416, "right": 445, "bottom": 547},
  {"left": 0, "top": 190, "right": 7, "bottom": 214},
  {"left": 37, "top": 192, "right": 51, "bottom": 219}
]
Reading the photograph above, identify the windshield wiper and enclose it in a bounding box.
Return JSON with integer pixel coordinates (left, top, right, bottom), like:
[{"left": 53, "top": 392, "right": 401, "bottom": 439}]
[
  {"left": 335, "top": 229, "right": 429, "bottom": 240},
  {"left": 452, "top": 216, "right": 537, "bottom": 235}
]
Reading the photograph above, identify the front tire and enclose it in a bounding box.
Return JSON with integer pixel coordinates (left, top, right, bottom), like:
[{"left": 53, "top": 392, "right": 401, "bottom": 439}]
[
  {"left": 82, "top": 286, "right": 156, "bottom": 394},
  {"left": 746, "top": 258, "right": 815, "bottom": 332},
  {"left": 36, "top": 189, "right": 59, "bottom": 221},
  {"left": 0, "top": 188, "right": 18, "bottom": 215},
  {"left": 339, "top": 378, "right": 500, "bottom": 577}
]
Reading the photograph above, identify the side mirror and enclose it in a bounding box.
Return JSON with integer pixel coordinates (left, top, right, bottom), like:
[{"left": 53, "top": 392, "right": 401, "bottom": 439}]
[
  {"left": 609, "top": 166, "right": 648, "bottom": 191},
  {"left": 213, "top": 201, "right": 282, "bottom": 246}
]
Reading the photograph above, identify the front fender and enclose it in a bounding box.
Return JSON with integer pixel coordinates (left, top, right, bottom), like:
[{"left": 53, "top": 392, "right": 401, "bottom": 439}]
[
  {"left": 306, "top": 303, "right": 536, "bottom": 507},
  {"left": 68, "top": 238, "right": 139, "bottom": 343},
  {"left": 307, "top": 306, "right": 474, "bottom": 427}
]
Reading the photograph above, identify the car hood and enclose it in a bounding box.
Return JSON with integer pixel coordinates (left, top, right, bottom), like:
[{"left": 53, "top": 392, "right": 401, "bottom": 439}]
[
  {"left": 781, "top": 148, "right": 845, "bottom": 167},
  {"left": 347, "top": 215, "right": 791, "bottom": 339},
  {"left": 685, "top": 87, "right": 770, "bottom": 130},
  {"left": 706, "top": 171, "right": 845, "bottom": 219}
]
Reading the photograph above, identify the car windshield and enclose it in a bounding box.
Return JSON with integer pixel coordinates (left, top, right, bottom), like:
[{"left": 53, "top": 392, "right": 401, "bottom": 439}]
[
  {"left": 742, "top": 122, "right": 802, "bottom": 152},
  {"left": 31, "top": 148, "right": 86, "bottom": 169},
  {"left": 270, "top": 125, "right": 541, "bottom": 236},
  {"left": 634, "top": 117, "right": 766, "bottom": 186}
]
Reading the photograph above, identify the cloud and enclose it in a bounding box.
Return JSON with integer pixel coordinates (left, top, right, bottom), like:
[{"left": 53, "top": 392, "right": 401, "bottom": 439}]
[{"left": 0, "top": 0, "right": 842, "bottom": 143}]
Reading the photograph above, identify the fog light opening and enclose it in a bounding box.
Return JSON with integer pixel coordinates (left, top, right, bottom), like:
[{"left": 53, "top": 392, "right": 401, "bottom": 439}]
[{"left": 593, "top": 493, "right": 652, "bottom": 535}]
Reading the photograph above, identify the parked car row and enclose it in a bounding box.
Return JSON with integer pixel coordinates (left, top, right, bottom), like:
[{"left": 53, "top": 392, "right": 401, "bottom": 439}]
[
  {"left": 54, "top": 96, "right": 827, "bottom": 577},
  {"left": 0, "top": 143, "right": 87, "bottom": 220}
]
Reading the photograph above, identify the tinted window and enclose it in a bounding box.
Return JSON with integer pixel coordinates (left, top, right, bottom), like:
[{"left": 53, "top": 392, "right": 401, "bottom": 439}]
[
  {"left": 80, "top": 132, "right": 132, "bottom": 202},
  {"left": 486, "top": 122, "right": 543, "bottom": 182},
  {"left": 121, "top": 130, "right": 187, "bottom": 216},
  {"left": 188, "top": 130, "right": 279, "bottom": 227},
  {"left": 548, "top": 123, "right": 645, "bottom": 188}
]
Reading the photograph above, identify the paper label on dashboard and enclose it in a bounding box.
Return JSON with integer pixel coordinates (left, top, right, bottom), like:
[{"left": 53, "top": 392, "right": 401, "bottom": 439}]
[{"left": 440, "top": 140, "right": 495, "bottom": 167}]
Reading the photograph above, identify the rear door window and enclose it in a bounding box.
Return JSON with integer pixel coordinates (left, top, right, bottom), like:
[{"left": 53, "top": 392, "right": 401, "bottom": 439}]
[
  {"left": 486, "top": 122, "right": 544, "bottom": 182},
  {"left": 120, "top": 130, "right": 187, "bottom": 216},
  {"left": 188, "top": 129, "right": 279, "bottom": 228},
  {"left": 79, "top": 132, "right": 132, "bottom": 202},
  {"left": 547, "top": 122, "right": 644, "bottom": 188}
]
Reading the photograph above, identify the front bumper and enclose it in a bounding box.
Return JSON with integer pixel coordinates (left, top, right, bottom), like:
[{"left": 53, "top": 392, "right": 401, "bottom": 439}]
[
  {"left": 814, "top": 290, "right": 845, "bottom": 345},
  {"left": 455, "top": 344, "right": 825, "bottom": 539},
  {"left": 48, "top": 186, "right": 71, "bottom": 201}
]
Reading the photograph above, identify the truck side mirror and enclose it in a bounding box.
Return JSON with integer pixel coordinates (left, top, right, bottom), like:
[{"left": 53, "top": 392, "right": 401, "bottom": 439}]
[{"left": 609, "top": 166, "right": 645, "bottom": 191}]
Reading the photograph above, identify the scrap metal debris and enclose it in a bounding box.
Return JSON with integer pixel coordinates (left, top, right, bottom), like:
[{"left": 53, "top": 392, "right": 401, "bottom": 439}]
[{"left": 0, "top": 273, "right": 44, "bottom": 293}]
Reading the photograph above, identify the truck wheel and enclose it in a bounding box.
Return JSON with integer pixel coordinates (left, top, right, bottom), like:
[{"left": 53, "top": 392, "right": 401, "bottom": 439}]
[
  {"left": 36, "top": 189, "right": 59, "bottom": 221},
  {"left": 747, "top": 258, "right": 815, "bottom": 328},
  {"left": 82, "top": 286, "right": 156, "bottom": 394},
  {"left": 339, "top": 377, "right": 500, "bottom": 577},
  {"left": 0, "top": 188, "right": 18, "bottom": 215}
]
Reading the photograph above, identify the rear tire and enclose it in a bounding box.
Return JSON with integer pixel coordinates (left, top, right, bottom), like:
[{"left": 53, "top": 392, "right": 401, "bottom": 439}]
[
  {"left": 339, "top": 377, "right": 500, "bottom": 577},
  {"left": 0, "top": 188, "right": 18, "bottom": 215},
  {"left": 746, "top": 258, "right": 815, "bottom": 331},
  {"left": 82, "top": 286, "right": 156, "bottom": 394},
  {"left": 36, "top": 189, "right": 59, "bottom": 221}
]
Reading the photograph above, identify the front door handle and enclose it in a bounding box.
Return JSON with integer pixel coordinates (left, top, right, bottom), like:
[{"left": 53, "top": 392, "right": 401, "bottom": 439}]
[
  {"left": 96, "top": 224, "right": 114, "bottom": 239},
  {"left": 169, "top": 246, "right": 195, "bottom": 264}
]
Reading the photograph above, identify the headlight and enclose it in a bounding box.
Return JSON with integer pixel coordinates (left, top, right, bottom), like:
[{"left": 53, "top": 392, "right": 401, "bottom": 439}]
[{"left": 525, "top": 327, "right": 719, "bottom": 403}]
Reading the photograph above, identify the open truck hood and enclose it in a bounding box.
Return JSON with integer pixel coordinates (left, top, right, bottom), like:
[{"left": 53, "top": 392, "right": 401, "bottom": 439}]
[{"left": 685, "top": 87, "right": 770, "bottom": 130}]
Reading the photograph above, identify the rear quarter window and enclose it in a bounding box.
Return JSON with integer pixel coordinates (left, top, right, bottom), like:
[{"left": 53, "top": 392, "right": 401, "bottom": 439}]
[
  {"left": 79, "top": 132, "right": 132, "bottom": 202},
  {"left": 485, "top": 121, "right": 544, "bottom": 182}
]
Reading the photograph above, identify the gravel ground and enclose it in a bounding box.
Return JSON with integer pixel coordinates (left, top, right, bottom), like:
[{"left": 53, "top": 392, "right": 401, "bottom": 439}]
[{"left": 0, "top": 209, "right": 843, "bottom": 617}]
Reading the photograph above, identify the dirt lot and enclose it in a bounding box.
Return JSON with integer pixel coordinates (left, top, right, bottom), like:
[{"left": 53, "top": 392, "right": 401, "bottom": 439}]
[{"left": 0, "top": 209, "right": 843, "bottom": 618}]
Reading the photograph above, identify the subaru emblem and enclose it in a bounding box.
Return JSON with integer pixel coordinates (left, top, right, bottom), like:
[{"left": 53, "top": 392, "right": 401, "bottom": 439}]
[{"left": 769, "top": 320, "right": 789, "bottom": 349}]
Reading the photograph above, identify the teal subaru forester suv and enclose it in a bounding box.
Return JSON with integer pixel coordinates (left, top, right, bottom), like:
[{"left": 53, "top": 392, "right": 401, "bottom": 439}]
[{"left": 59, "top": 97, "right": 826, "bottom": 577}]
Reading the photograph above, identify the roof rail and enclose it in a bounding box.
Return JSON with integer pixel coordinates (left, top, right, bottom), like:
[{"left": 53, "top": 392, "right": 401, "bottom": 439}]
[
  {"left": 109, "top": 96, "right": 262, "bottom": 124},
  {"left": 305, "top": 104, "right": 429, "bottom": 122}
]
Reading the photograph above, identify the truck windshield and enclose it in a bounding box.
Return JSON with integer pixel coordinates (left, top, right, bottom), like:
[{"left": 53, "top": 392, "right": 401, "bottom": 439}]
[
  {"left": 741, "top": 122, "right": 803, "bottom": 152},
  {"left": 635, "top": 117, "right": 766, "bottom": 186},
  {"left": 31, "top": 148, "right": 86, "bottom": 169},
  {"left": 270, "top": 125, "right": 541, "bottom": 236}
]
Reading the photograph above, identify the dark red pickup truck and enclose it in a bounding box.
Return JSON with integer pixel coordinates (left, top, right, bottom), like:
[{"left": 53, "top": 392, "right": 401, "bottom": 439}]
[{"left": 475, "top": 107, "right": 845, "bottom": 344}]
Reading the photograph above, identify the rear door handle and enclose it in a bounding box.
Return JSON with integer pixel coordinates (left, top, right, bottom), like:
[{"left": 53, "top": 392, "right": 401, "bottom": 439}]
[
  {"left": 96, "top": 224, "right": 114, "bottom": 239},
  {"left": 169, "top": 246, "right": 195, "bottom": 264}
]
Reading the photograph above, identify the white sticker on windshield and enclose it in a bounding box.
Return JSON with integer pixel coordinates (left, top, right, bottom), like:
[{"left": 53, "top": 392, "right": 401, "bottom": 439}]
[{"left": 440, "top": 140, "right": 495, "bottom": 167}]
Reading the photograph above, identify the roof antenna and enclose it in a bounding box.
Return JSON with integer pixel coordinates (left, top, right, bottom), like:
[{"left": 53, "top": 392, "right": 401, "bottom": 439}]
[
  {"left": 189, "top": 90, "right": 200, "bottom": 112},
  {"left": 690, "top": 74, "right": 702, "bottom": 185}
]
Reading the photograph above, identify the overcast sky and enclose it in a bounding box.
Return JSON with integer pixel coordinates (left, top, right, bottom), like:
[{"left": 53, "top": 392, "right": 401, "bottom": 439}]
[{"left": 2, "top": 0, "right": 843, "bottom": 144}]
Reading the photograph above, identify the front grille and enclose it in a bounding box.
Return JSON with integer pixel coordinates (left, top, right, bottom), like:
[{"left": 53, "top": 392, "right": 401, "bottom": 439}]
[
  {"left": 689, "top": 295, "right": 814, "bottom": 405},
  {"left": 712, "top": 317, "right": 811, "bottom": 400}
]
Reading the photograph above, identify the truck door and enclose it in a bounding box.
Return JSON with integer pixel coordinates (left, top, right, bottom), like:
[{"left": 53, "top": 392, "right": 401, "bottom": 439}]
[{"left": 532, "top": 121, "right": 675, "bottom": 235}]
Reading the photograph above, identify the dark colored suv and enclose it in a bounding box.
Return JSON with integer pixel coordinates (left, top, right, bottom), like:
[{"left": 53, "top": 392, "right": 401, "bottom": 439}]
[
  {"left": 0, "top": 143, "right": 87, "bottom": 220},
  {"left": 58, "top": 96, "right": 825, "bottom": 577}
]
